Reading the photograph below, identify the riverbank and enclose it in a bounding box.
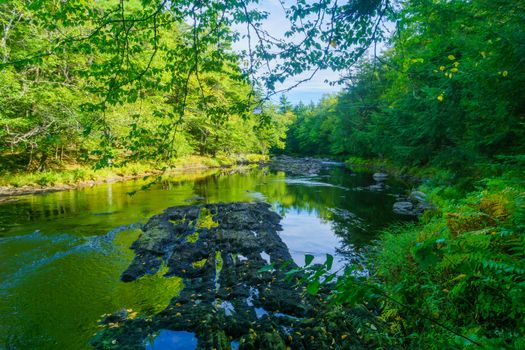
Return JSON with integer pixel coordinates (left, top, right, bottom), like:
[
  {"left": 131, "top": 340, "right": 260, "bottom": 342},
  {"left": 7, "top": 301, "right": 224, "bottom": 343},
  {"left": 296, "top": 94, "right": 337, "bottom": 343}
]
[
  {"left": 321, "top": 159, "right": 525, "bottom": 347},
  {"left": 344, "top": 156, "right": 448, "bottom": 182},
  {"left": 0, "top": 154, "right": 268, "bottom": 197}
]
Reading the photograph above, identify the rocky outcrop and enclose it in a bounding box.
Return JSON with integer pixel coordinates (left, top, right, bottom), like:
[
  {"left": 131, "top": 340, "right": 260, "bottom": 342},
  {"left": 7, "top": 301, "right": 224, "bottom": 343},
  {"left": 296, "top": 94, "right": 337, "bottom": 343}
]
[
  {"left": 268, "top": 155, "right": 342, "bottom": 176},
  {"left": 91, "top": 202, "right": 375, "bottom": 349}
]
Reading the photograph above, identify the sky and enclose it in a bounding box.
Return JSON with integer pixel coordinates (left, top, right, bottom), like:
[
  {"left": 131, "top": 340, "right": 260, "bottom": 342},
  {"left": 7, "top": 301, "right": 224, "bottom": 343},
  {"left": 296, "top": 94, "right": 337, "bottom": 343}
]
[{"left": 231, "top": 0, "right": 343, "bottom": 105}]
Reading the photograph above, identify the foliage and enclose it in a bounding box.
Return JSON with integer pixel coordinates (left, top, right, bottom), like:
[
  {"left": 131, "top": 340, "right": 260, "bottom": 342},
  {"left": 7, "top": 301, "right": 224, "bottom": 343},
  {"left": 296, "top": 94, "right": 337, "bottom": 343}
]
[
  {"left": 281, "top": 3, "right": 525, "bottom": 344},
  {"left": 289, "top": 178, "right": 525, "bottom": 348},
  {"left": 2, "top": 0, "right": 524, "bottom": 347},
  {"left": 0, "top": 154, "right": 262, "bottom": 189},
  {"left": 285, "top": 0, "right": 525, "bottom": 175},
  {"left": 1, "top": 0, "right": 391, "bottom": 96},
  {"left": 0, "top": 0, "right": 290, "bottom": 174}
]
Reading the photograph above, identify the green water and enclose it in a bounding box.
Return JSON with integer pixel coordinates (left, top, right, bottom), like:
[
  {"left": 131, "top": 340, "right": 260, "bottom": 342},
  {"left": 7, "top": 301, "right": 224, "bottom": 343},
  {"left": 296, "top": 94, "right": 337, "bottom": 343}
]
[{"left": 0, "top": 166, "right": 409, "bottom": 349}]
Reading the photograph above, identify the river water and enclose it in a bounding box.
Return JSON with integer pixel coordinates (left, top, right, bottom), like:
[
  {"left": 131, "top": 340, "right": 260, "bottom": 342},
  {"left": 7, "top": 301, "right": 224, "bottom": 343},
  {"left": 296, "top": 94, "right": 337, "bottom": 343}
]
[{"left": 0, "top": 165, "right": 409, "bottom": 349}]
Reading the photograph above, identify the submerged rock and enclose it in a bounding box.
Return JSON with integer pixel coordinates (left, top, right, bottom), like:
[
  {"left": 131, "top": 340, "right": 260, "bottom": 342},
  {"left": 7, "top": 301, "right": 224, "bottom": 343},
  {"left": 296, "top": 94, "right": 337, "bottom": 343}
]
[
  {"left": 367, "top": 182, "right": 389, "bottom": 192},
  {"left": 92, "top": 202, "right": 376, "bottom": 349},
  {"left": 365, "top": 173, "right": 390, "bottom": 192}
]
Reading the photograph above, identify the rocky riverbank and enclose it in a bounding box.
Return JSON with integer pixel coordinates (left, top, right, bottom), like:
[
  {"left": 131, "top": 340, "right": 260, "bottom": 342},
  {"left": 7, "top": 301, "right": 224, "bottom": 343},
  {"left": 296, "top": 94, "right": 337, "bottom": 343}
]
[
  {"left": 268, "top": 155, "right": 343, "bottom": 176},
  {"left": 91, "top": 202, "right": 377, "bottom": 349}
]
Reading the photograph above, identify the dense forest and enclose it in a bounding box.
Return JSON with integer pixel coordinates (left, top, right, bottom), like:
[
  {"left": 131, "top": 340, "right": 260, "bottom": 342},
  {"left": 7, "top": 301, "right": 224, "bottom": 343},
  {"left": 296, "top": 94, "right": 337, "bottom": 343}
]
[
  {"left": 1, "top": 0, "right": 524, "bottom": 349},
  {"left": 285, "top": 0, "right": 524, "bottom": 172},
  {"left": 0, "top": 0, "right": 291, "bottom": 179}
]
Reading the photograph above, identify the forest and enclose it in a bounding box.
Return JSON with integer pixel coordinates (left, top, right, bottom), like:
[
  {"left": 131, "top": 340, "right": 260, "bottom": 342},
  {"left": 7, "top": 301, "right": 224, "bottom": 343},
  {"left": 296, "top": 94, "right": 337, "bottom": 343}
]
[{"left": 1, "top": 0, "right": 524, "bottom": 349}]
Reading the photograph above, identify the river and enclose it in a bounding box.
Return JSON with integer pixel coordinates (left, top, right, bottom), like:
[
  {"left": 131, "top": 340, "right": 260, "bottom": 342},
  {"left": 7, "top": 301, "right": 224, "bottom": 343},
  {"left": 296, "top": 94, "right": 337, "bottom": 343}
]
[{"left": 0, "top": 164, "right": 409, "bottom": 349}]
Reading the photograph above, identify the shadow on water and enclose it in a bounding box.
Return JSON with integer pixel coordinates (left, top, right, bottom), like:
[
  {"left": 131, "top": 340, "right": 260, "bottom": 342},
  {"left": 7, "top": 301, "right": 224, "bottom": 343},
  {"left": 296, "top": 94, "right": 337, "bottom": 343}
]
[{"left": 0, "top": 165, "right": 411, "bottom": 349}]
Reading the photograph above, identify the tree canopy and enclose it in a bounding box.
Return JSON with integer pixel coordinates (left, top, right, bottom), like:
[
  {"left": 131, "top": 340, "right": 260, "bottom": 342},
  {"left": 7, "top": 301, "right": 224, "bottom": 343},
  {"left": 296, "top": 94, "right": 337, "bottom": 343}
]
[
  {"left": 1, "top": 1, "right": 525, "bottom": 349},
  {"left": 285, "top": 0, "right": 525, "bottom": 174}
]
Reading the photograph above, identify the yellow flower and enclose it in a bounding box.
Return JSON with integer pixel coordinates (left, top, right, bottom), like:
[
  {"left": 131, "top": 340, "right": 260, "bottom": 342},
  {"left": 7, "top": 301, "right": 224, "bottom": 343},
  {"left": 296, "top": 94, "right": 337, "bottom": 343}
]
[
  {"left": 450, "top": 68, "right": 458, "bottom": 73},
  {"left": 453, "top": 61, "right": 460, "bottom": 67},
  {"left": 448, "top": 54, "right": 456, "bottom": 60},
  {"left": 437, "top": 94, "right": 444, "bottom": 102},
  {"left": 502, "top": 70, "right": 508, "bottom": 77},
  {"left": 439, "top": 66, "right": 446, "bottom": 71}
]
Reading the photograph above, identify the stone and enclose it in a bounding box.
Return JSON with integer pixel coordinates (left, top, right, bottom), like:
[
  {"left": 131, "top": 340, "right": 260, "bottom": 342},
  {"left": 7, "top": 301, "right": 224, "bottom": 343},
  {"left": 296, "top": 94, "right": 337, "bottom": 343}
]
[
  {"left": 268, "top": 156, "right": 341, "bottom": 176},
  {"left": 409, "top": 191, "right": 428, "bottom": 203},
  {"left": 91, "top": 202, "right": 374, "bottom": 349},
  {"left": 368, "top": 182, "right": 388, "bottom": 192},
  {"left": 372, "top": 173, "right": 389, "bottom": 181},
  {"left": 393, "top": 201, "right": 415, "bottom": 215}
]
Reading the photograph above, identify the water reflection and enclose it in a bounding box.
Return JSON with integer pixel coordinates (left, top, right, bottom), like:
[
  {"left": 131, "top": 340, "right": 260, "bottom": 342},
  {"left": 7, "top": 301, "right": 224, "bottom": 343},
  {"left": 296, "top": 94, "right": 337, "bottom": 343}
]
[
  {"left": 0, "top": 165, "right": 409, "bottom": 349},
  {"left": 146, "top": 330, "right": 198, "bottom": 350}
]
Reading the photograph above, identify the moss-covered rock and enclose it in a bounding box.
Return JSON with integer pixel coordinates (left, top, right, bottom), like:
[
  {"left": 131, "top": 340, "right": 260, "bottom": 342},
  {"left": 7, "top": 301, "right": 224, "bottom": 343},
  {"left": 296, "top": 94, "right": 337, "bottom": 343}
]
[{"left": 92, "top": 202, "right": 372, "bottom": 349}]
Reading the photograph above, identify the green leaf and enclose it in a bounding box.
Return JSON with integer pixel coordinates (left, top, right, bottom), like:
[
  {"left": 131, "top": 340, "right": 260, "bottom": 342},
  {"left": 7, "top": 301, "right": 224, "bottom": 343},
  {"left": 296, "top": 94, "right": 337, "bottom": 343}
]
[
  {"left": 306, "top": 280, "right": 321, "bottom": 295},
  {"left": 257, "top": 264, "right": 274, "bottom": 273},
  {"left": 305, "top": 254, "right": 314, "bottom": 266},
  {"left": 325, "top": 254, "right": 334, "bottom": 270}
]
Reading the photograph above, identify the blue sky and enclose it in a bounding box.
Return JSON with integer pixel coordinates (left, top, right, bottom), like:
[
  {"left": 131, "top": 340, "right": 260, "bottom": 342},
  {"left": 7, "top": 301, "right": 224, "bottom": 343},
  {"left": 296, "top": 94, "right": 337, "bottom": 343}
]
[{"left": 231, "top": 0, "right": 342, "bottom": 105}]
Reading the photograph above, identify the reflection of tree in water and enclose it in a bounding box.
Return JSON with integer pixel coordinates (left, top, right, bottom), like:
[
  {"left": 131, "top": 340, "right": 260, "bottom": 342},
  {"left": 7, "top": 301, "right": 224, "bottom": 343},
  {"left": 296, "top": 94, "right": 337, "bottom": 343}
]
[
  {"left": 266, "top": 167, "right": 409, "bottom": 247},
  {"left": 183, "top": 166, "right": 410, "bottom": 251}
]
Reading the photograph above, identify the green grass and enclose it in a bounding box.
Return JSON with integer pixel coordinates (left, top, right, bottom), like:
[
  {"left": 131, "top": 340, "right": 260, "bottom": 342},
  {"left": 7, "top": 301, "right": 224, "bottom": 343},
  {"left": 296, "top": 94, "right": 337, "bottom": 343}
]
[{"left": 0, "top": 154, "right": 268, "bottom": 189}]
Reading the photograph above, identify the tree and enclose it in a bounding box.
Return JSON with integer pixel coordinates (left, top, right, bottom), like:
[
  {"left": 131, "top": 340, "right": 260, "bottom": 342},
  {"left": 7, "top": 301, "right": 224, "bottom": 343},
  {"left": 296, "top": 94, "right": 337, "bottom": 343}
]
[{"left": 0, "top": 0, "right": 293, "bottom": 170}]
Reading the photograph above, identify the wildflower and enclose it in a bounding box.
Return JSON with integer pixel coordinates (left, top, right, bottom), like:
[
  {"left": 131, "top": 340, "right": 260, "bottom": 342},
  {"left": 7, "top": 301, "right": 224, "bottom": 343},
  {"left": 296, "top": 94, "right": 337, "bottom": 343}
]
[
  {"left": 437, "top": 94, "right": 444, "bottom": 102},
  {"left": 448, "top": 54, "right": 456, "bottom": 60}
]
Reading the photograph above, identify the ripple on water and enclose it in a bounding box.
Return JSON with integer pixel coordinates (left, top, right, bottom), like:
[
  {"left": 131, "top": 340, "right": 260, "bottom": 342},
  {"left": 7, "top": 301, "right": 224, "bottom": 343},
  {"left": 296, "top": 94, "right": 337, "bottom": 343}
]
[{"left": 0, "top": 223, "right": 141, "bottom": 290}]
